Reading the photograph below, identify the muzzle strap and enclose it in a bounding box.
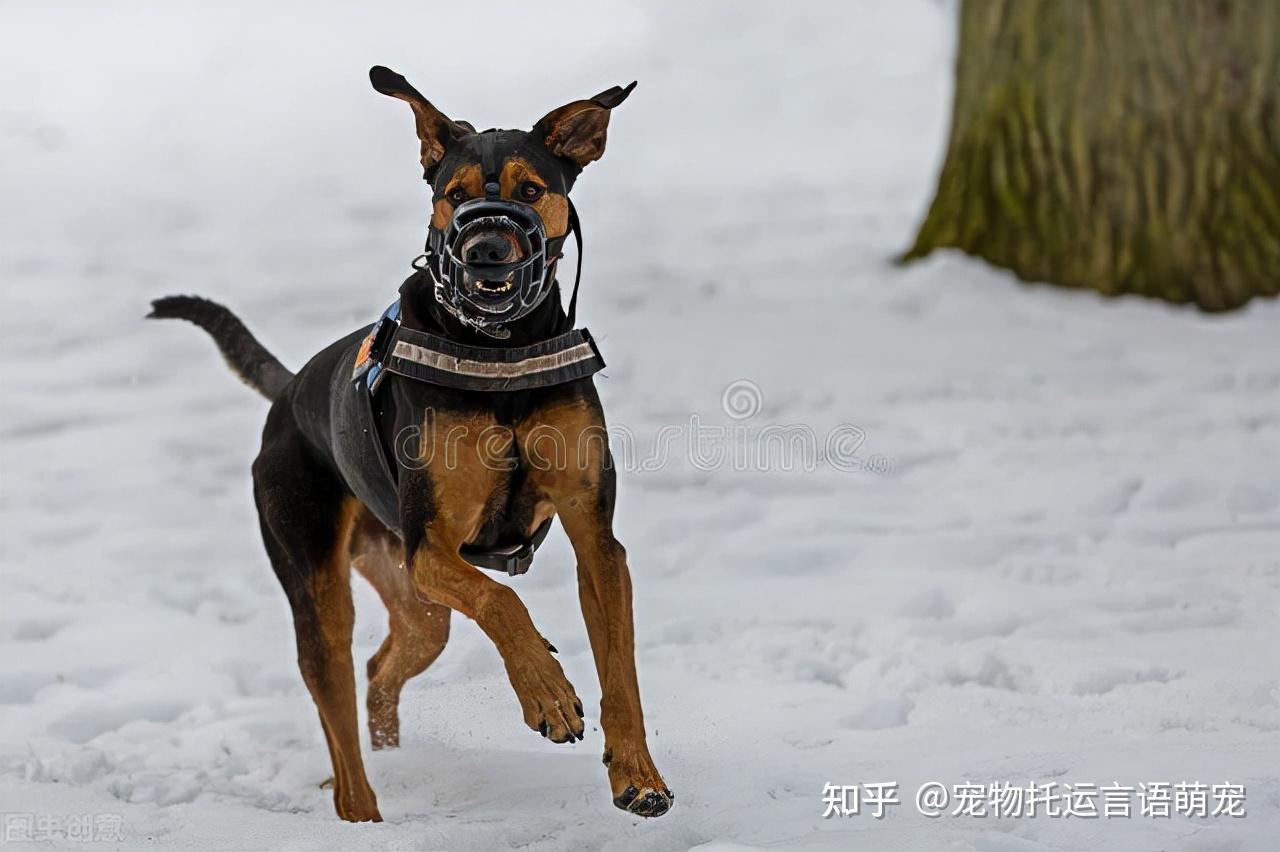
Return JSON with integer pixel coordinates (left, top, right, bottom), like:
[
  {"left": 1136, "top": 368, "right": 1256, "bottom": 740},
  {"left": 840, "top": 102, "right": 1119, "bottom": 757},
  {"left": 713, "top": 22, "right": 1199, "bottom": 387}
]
[
  {"left": 478, "top": 130, "right": 502, "bottom": 197},
  {"left": 564, "top": 198, "right": 585, "bottom": 327}
]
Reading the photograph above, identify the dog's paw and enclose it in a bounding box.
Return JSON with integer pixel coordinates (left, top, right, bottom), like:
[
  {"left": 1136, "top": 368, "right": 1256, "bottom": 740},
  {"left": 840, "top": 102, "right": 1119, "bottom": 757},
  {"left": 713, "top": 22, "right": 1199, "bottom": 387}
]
[
  {"left": 613, "top": 785, "right": 674, "bottom": 818},
  {"left": 332, "top": 785, "right": 383, "bottom": 823},
  {"left": 508, "top": 652, "right": 585, "bottom": 744},
  {"left": 606, "top": 745, "right": 672, "bottom": 818},
  {"left": 336, "top": 802, "right": 383, "bottom": 823}
]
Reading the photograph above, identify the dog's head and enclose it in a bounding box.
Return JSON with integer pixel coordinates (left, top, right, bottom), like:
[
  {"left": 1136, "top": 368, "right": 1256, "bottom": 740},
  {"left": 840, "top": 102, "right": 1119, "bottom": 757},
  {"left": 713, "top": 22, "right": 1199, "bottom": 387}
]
[
  {"left": 370, "top": 67, "right": 633, "bottom": 328},
  {"left": 370, "top": 65, "right": 633, "bottom": 248}
]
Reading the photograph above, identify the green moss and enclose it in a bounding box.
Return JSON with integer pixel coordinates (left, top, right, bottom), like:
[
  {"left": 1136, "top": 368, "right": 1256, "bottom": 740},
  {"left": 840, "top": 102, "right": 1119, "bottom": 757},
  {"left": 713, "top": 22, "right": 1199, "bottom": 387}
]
[{"left": 902, "top": 0, "right": 1280, "bottom": 311}]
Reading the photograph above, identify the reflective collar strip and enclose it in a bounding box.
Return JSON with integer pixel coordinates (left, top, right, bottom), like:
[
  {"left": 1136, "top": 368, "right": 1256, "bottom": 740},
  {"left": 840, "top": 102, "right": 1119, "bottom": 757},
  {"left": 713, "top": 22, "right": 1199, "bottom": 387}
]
[
  {"left": 392, "top": 338, "right": 598, "bottom": 379},
  {"left": 370, "top": 325, "right": 605, "bottom": 393}
]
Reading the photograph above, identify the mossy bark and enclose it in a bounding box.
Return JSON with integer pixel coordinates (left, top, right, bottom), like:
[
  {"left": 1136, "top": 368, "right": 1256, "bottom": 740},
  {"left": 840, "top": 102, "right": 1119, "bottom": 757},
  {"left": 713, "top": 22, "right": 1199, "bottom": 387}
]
[{"left": 904, "top": 0, "right": 1280, "bottom": 311}]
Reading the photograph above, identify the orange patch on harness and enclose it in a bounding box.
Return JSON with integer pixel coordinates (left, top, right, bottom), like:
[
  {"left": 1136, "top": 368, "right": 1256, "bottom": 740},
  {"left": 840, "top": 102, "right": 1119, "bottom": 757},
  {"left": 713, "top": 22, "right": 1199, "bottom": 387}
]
[{"left": 353, "top": 330, "right": 377, "bottom": 379}]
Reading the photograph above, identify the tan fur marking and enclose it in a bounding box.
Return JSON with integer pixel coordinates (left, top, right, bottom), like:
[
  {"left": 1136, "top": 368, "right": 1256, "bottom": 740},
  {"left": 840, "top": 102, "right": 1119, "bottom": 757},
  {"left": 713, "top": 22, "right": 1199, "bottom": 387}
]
[
  {"left": 501, "top": 158, "right": 570, "bottom": 238},
  {"left": 432, "top": 163, "right": 484, "bottom": 229},
  {"left": 529, "top": 497, "right": 557, "bottom": 537},
  {"left": 431, "top": 158, "right": 567, "bottom": 238},
  {"left": 416, "top": 410, "right": 512, "bottom": 545}
]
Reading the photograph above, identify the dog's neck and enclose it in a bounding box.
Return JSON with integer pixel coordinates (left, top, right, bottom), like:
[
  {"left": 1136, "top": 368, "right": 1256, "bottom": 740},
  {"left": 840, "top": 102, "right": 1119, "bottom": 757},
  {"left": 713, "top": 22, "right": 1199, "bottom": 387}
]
[{"left": 398, "top": 268, "right": 570, "bottom": 347}]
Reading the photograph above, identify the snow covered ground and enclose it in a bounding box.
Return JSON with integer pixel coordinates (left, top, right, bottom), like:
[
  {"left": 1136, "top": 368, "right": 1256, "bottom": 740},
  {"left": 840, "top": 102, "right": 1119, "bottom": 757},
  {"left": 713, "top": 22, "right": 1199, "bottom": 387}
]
[{"left": 3, "top": 1, "right": 1279, "bottom": 849}]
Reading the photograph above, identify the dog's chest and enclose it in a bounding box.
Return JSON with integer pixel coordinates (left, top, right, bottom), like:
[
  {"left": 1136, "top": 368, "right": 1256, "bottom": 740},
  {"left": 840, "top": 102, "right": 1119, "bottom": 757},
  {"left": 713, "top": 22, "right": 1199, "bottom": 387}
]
[
  {"left": 408, "top": 406, "right": 555, "bottom": 548},
  {"left": 338, "top": 355, "right": 595, "bottom": 549}
]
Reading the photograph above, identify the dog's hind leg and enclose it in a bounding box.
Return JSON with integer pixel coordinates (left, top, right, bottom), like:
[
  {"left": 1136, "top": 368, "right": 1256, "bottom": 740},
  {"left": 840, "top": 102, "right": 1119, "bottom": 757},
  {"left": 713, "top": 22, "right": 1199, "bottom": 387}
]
[
  {"left": 253, "top": 413, "right": 381, "bottom": 823},
  {"left": 350, "top": 511, "right": 451, "bottom": 750}
]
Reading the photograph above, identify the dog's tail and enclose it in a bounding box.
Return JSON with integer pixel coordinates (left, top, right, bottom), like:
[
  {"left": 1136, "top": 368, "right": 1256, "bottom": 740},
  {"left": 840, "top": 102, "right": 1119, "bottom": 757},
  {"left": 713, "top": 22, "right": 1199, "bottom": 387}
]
[{"left": 147, "top": 295, "right": 294, "bottom": 400}]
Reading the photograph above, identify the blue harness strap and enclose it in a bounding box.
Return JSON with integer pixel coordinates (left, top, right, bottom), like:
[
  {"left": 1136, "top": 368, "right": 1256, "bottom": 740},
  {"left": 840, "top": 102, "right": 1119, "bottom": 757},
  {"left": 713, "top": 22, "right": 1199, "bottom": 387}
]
[{"left": 351, "top": 299, "right": 403, "bottom": 390}]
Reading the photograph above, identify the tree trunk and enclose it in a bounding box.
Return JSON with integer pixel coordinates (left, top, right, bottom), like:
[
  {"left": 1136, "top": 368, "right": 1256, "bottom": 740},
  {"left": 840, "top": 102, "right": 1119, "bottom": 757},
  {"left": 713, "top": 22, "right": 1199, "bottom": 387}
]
[{"left": 903, "top": 0, "right": 1280, "bottom": 311}]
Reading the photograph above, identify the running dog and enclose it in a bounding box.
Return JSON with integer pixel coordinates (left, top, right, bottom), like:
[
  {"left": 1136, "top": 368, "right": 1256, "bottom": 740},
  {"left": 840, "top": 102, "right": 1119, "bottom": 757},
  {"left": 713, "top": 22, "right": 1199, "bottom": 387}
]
[{"left": 149, "top": 66, "right": 671, "bottom": 822}]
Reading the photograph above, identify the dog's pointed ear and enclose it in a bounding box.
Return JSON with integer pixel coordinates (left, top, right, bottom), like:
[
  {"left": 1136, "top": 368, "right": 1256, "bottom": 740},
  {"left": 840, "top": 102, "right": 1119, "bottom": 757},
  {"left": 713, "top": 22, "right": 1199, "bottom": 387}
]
[
  {"left": 535, "top": 81, "right": 636, "bottom": 168},
  {"left": 370, "top": 66, "right": 471, "bottom": 176}
]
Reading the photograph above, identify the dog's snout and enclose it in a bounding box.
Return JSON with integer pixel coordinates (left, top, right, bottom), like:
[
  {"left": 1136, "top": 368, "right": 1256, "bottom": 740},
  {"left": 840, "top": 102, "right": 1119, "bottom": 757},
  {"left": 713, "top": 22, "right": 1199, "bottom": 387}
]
[{"left": 464, "top": 233, "right": 515, "bottom": 266}]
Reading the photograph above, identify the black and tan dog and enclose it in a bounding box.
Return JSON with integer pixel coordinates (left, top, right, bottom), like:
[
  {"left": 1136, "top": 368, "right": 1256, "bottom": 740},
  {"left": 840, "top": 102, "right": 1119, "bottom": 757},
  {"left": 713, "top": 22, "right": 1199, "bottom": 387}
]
[{"left": 150, "top": 67, "right": 670, "bottom": 822}]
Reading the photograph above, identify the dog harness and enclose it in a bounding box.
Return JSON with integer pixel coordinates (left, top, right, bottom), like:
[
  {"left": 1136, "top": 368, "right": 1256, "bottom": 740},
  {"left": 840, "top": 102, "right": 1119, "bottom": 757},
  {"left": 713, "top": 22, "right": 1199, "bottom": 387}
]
[
  {"left": 352, "top": 300, "right": 604, "bottom": 394},
  {"left": 349, "top": 299, "right": 605, "bottom": 575}
]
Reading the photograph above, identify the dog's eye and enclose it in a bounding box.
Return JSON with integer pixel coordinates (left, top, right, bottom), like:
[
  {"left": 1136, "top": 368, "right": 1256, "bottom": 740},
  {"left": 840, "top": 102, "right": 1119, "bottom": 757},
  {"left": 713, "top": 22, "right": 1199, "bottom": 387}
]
[
  {"left": 446, "top": 187, "right": 468, "bottom": 205},
  {"left": 517, "top": 181, "right": 545, "bottom": 202}
]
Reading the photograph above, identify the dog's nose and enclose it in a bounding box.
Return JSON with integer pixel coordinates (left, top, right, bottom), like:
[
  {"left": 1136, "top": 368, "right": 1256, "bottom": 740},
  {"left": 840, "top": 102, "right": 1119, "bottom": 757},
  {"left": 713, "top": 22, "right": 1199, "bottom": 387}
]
[{"left": 464, "top": 234, "right": 514, "bottom": 265}]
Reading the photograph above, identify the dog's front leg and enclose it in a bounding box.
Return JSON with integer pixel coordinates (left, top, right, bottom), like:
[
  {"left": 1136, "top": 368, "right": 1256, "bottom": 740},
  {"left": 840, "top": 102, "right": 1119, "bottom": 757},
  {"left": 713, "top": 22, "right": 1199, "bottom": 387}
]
[
  {"left": 400, "top": 417, "right": 585, "bottom": 745},
  {"left": 560, "top": 496, "right": 673, "bottom": 817},
  {"left": 408, "top": 543, "right": 585, "bottom": 742},
  {"left": 520, "top": 398, "right": 673, "bottom": 818}
]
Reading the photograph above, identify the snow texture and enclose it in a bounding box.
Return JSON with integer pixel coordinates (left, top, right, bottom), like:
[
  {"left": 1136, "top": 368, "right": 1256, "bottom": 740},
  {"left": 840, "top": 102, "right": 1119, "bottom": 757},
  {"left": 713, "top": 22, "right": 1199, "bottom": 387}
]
[{"left": 2, "top": 1, "right": 1279, "bottom": 849}]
